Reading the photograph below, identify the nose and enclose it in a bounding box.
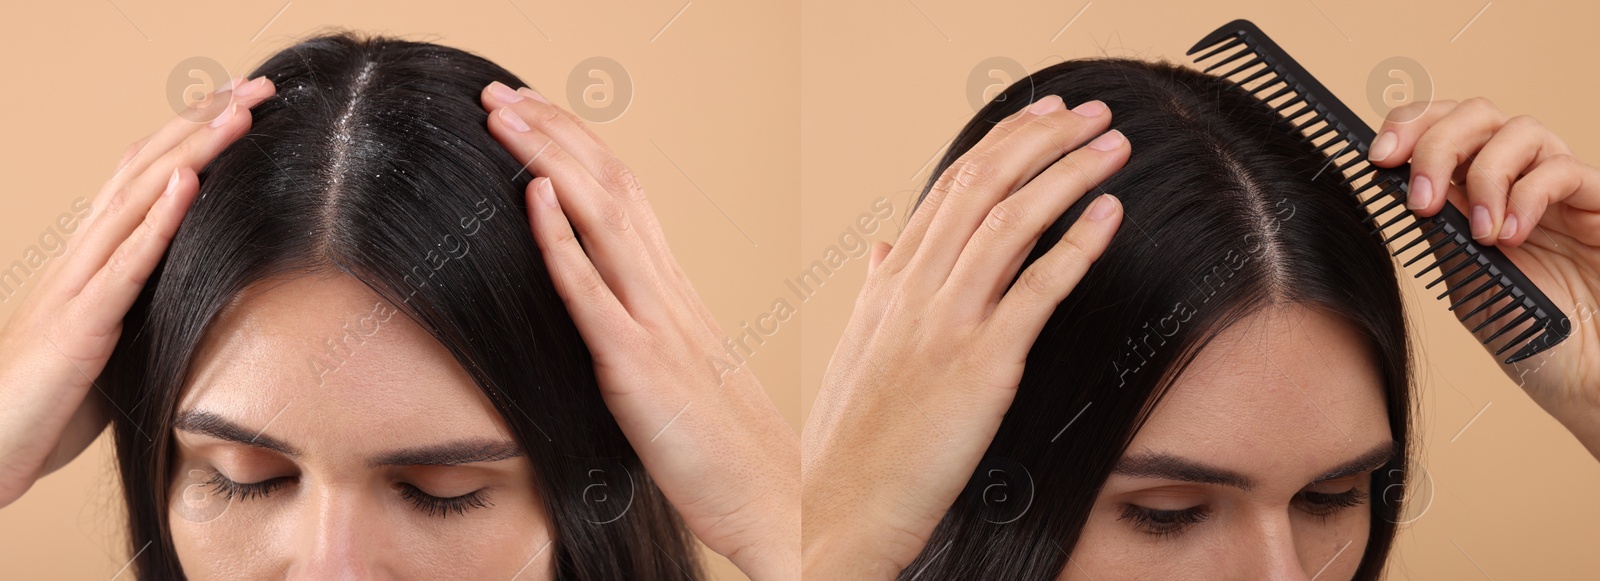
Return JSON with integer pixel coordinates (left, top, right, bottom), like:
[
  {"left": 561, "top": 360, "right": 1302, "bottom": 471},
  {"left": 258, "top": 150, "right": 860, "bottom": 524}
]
[
  {"left": 1242, "top": 513, "right": 1313, "bottom": 581},
  {"left": 286, "top": 484, "right": 383, "bottom": 580}
]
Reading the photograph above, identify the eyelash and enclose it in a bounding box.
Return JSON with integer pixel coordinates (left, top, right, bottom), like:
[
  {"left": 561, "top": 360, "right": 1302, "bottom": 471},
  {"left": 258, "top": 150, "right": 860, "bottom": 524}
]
[
  {"left": 202, "top": 473, "right": 494, "bottom": 518},
  {"left": 1120, "top": 486, "right": 1369, "bottom": 539},
  {"left": 398, "top": 483, "right": 494, "bottom": 518},
  {"left": 203, "top": 472, "right": 293, "bottom": 502},
  {"left": 1118, "top": 504, "right": 1211, "bottom": 539},
  {"left": 1295, "top": 487, "right": 1368, "bottom": 518}
]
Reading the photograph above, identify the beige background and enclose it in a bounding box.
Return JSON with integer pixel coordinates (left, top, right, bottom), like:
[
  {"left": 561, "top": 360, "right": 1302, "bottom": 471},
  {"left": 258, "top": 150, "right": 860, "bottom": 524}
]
[
  {"left": 4, "top": 0, "right": 1600, "bottom": 579},
  {"left": 0, "top": 1, "right": 796, "bottom": 579},
  {"left": 798, "top": 0, "right": 1600, "bottom": 579}
]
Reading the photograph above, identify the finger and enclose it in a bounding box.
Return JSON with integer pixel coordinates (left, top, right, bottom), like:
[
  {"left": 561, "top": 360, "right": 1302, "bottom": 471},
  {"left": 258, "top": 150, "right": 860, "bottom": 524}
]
[
  {"left": 1463, "top": 114, "right": 1556, "bottom": 242},
  {"left": 481, "top": 82, "right": 645, "bottom": 240},
  {"left": 880, "top": 95, "right": 1083, "bottom": 276},
  {"left": 867, "top": 241, "right": 891, "bottom": 276},
  {"left": 115, "top": 135, "right": 151, "bottom": 174},
  {"left": 905, "top": 99, "right": 1112, "bottom": 289},
  {"left": 1511, "top": 154, "right": 1600, "bottom": 247},
  {"left": 1368, "top": 99, "right": 1458, "bottom": 167},
  {"left": 486, "top": 107, "right": 665, "bottom": 315},
  {"left": 97, "top": 76, "right": 276, "bottom": 212},
  {"left": 482, "top": 82, "right": 680, "bottom": 267},
  {"left": 946, "top": 128, "right": 1130, "bottom": 317},
  {"left": 986, "top": 193, "right": 1122, "bottom": 341},
  {"left": 72, "top": 168, "right": 196, "bottom": 339},
  {"left": 524, "top": 177, "right": 639, "bottom": 354},
  {"left": 481, "top": 82, "right": 609, "bottom": 156},
  {"left": 61, "top": 82, "right": 274, "bottom": 296},
  {"left": 1400, "top": 98, "right": 1508, "bottom": 217},
  {"left": 483, "top": 84, "right": 725, "bottom": 340}
]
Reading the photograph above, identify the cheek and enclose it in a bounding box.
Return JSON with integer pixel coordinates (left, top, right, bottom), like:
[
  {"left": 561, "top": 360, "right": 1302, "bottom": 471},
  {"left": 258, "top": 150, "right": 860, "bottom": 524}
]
[
  {"left": 398, "top": 489, "right": 555, "bottom": 576},
  {"left": 1057, "top": 499, "right": 1376, "bottom": 580},
  {"left": 170, "top": 509, "right": 280, "bottom": 579},
  {"left": 1060, "top": 502, "right": 1225, "bottom": 581},
  {"left": 168, "top": 482, "right": 554, "bottom": 578},
  {"left": 1291, "top": 505, "right": 1371, "bottom": 579}
]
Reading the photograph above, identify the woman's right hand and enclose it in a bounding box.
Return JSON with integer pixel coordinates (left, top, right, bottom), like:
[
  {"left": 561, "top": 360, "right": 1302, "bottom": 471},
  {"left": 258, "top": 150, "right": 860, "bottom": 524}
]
[
  {"left": 0, "top": 75, "right": 276, "bottom": 507},
  {"left": 801, "top": 95, "right": 1129, "bottom": 578}
]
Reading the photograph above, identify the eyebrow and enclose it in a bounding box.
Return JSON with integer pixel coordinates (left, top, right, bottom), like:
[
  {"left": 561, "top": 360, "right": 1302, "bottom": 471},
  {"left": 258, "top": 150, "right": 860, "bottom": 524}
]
[
  {"left": 173, "top": 410, "right": 525, "bottom": 467},
  {"left": 367, "top": 440, "right": 524, "bottom": 468},
  {"left": 1112, "top": 440, "right": 1397, "bottom": 491},
  {"left": 174, "top": 410, "right": 300, "bottom": 456}
]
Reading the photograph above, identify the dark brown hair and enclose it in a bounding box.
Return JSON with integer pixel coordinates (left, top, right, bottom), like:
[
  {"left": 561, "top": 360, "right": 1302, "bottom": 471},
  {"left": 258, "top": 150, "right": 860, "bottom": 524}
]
[
  {"left": 900, "top": 57, "right": 1413, "bottom": 580},
  {"left": 101, "top": 31, "right": 701, "bottom": 579}
]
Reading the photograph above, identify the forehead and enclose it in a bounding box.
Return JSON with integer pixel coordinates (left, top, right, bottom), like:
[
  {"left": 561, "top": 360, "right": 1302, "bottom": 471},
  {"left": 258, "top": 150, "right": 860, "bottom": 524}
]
[
  {"left": 1128, "top": 303, "right": 1392, "bottom": 482},
  {"left": 177, "top": 273, "right": 508, "bottom": 448}
]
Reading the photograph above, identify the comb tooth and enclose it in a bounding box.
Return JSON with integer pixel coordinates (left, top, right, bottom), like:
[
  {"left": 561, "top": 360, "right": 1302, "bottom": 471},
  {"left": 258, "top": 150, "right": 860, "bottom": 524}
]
[
  {"left": 1371, "top": 211, "right": 1413, "bottom": 236},
  {"left": 1287, "top": 108, "right": 1319, "bottom": 126},
  {"left": 1459, "top": 286, "right": 1516, "bottom": 321},
  {"left": 1273, "top": 94, "right": 1307, "bottom": 114},
  {"left": 1425, "top": 255, "right": 1479, "bottom": 289},
  {"left": 1401, "top": 236, "right": 1456, "bottom": 267},
  {"left": 1292, "top": 123, "right": 1331, "bottom": 144},
  {"left": 1494, "top": 319, "right": 1550, "bottom": 357},
  {"left": 1289, "top": 108, "right": 1322, "bottom": 127},
  {"left": 1470, "top": 298, "right": 1525, "bottom": 334},
  {"left": 1300, "top": 124, "right": 1337, "bottom": 144},
  {"left": 1338, "top": 165, "right": 1376, "bottom": 187},
  {"left": 1483, "top": 309, "right": 1539, "bottom": 345},
  {"left": 1415, "top": 244, "right": 1469, "bottom": 278},
  {"left": 1248, "top": 76, "right": 1288, "bottom": 99},
  {"left": 1361, "top": 198, "right": 1406, "bottom": 225},
  {"left": 1440, "top": 265, "right": 1492, "bottom": 300},
  {"left": 1361, "top": 184, "right": 1403, "bottom": 210},
  {"left": 1218, "top": 56, "right": 1267, "bottom": 80},
  {"left": 1383, "top": 220, "right": 1438, "bottom": 245},
  {"left": 1230, "top": 66, "right": 1278, "bottom": 91},
  {"left": 1448, "top": 276, "right": 1501, "bottom": 310},
  {"left": 1335, "top": 156, "right": 1365, "bottom": 174},
  {"left": 1192, "top": 37, "right": 1246, "bottom": 64},
  {"left": 1369, "top": 180, "right": 1406, "bottom": 202},
  {"left": 1390, "top": 223, "right": 1442, "bottom": 254},
  {"left": 1259, "top": 84, "right": 1296, "bottom": 104},
  {"left": 1202, "top": 47, "right": 1254, "bottom": 72},
  {"left": 1352, "top": 178, "right": 1387, "bottom": 197}
]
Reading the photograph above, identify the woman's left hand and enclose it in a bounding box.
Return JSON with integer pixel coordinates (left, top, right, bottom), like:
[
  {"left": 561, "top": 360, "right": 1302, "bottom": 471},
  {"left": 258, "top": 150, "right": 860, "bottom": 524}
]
[
  {"left": 1369, "top": 97, "right": 1600, "bottom": 459},
  {"left": 479, "top": 81, "right": 798, "bottom": 580}
]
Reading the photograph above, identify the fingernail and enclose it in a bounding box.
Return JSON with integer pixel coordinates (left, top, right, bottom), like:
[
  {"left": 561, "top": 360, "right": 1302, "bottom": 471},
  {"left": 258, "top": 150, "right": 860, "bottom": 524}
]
[
  {"left": 1408, "top": 175, "right": 1433, "bottom": 210},
  {"left": 233, "top": 76, "right": 261, "bottom": 99},
  {"left": 163, "top": 169, "right": 180, "bottom": 198},
  {"left": 489, "top": 81, "right": 524, "bottom": 104},
  {"left": 537, "top": 177, "right": 557, "bottom": 206},
  {"left": 214, "top": 76, "right": 240, "bottom": 95},
  {"left": 1028, "top": 95, "right": 1064, "bottom": 115},
  {"left": 1499, "top": 214, "right": 1518, "bottom": 240},
  {"left": 498, "top": 107, "right": 530, "bottom": 132},
  {"left": 1086, "top": 129, "right": 1125, "bottom": 151},
  {"left": 209, "top": 103, "right": 237, "bottom": 128},
  {"left": 1471, "top": 204, "right": 1492, "bottom": 239},
  {"left": 1071, "top": 100, "right": 1107, "bottom": 117},
  {"left": 1369, "top": 131, "right": 1397, "bottom": 162},
  {"left": 517, "top": 87, "right": 550, "bottom": 104},
  {"left": 1086, "top": 193, "right": 1118, "bottom": 220}
]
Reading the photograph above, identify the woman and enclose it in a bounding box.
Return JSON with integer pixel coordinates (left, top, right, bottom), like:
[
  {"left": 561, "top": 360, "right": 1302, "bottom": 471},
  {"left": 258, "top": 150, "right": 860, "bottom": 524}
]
[
  {"left": 0, "top": 32, "right": 797, "bottom": 579},
  {"left": 803, "top": 57, "right": 1600, "bottom": 579}
]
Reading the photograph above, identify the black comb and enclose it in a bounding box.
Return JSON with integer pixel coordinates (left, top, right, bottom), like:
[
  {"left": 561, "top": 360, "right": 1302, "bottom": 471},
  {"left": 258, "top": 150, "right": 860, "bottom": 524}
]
[{"left": 1186, "top": 19, "right": 1569, "bottom": 365}]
